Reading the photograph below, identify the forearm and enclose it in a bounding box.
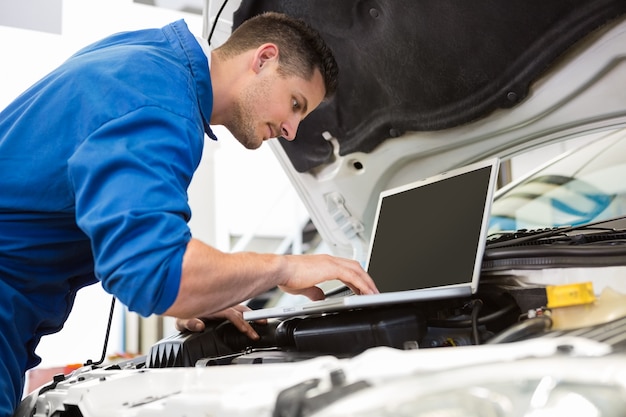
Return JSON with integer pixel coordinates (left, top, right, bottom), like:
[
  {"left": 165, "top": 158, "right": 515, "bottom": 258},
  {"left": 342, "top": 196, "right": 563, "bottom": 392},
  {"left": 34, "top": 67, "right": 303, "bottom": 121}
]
[
  {"left": 163, "top": 238, "right": 285, "bottom": 319},
  {"left": 163, "top": 236, "right": 378, "bottom": 320}
]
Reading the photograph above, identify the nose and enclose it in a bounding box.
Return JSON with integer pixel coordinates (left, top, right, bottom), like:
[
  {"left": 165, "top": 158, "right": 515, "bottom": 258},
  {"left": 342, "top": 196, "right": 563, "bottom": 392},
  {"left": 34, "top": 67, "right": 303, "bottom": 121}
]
[{"left": 280, "top": 115, "right": 301, "bottom": 141}]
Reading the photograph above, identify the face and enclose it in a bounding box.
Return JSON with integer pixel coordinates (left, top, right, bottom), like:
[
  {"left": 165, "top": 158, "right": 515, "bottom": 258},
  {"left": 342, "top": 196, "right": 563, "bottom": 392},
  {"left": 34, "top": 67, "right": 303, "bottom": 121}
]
[{"left": 226, "top": 65, "right": 326, "bottom": 150}]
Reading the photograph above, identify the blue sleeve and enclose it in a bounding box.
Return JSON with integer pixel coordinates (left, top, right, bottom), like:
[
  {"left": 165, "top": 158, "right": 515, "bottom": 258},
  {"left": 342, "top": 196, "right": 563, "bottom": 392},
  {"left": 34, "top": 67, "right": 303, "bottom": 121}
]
[{"left": 68, "top": 106, "right": 204, "bottom": 316}]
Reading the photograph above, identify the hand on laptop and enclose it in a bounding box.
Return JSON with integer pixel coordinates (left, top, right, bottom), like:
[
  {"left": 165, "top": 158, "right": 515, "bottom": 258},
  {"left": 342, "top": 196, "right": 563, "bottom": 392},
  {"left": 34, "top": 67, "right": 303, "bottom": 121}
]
[
  {"left": 277, "top": 254, "right": 379, "bottom": 299},
  {"left": 174, "top": 253, "right": 378, "bottom": 340}
]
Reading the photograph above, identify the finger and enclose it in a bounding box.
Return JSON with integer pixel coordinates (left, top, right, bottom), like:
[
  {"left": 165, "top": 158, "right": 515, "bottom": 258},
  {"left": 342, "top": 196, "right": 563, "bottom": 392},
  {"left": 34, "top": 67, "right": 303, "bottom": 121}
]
[
  {"left": 175, "top": 317, "right": 205, "bottom": 332},
  {"left": 239, "top": 320, "right": 261, "bottom": 340},
  {"left": 227, "top": 313, "right": 260, "bottom": 340},
  {"left": 299, "top": 286, "right": 325, "bottom": 301},
  {"left": 278, "top": 284, "right": 325, "bottom": 301},
  {"left": 341, "top": 260, "right": 379, "bottom": 295},
  {"left": 231, "top": 304, "right": 268, "bottom": 325},
  {"left": 312, "top": 255, "right": 378, "bottom": 295}
]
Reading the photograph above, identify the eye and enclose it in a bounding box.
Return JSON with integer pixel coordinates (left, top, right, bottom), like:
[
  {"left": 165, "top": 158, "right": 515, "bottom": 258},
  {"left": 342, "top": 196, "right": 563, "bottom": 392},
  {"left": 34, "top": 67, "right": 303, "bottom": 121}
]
[{"left": 292, "top": 98, "right": 301, "bottom": 110}]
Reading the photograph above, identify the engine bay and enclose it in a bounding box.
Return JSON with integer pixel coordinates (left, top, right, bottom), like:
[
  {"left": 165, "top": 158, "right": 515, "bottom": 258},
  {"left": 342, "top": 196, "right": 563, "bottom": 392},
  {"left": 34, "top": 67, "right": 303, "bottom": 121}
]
[{"left": 144, "top": 282, "right": 624, "bottom": 370}]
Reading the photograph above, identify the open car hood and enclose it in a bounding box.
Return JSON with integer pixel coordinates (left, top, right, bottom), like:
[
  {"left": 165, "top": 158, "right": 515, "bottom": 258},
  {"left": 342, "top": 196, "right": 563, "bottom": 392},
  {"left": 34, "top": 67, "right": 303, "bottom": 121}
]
[
  {"left": 229, "top": 0, "right": 626, "bottom": 261},
  {"left": 13, "top": 5, "right": 626, "bottom": 416}
]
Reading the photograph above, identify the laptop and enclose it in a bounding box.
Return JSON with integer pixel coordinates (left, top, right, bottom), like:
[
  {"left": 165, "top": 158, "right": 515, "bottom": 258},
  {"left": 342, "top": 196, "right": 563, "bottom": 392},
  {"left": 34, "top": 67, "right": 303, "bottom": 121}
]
[{"left": 243, "top": 158, "right": 500, "bottom": 321}]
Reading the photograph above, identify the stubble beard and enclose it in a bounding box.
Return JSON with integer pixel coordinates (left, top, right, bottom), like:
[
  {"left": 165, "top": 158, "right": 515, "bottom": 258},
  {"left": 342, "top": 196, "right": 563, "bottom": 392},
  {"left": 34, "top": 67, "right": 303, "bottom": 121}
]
[
  {"left": 227, "top": 79, "right": 269, "bottom": 150},
  {"left": 228, "top": 101, "right": 260, "bottom": 149}
]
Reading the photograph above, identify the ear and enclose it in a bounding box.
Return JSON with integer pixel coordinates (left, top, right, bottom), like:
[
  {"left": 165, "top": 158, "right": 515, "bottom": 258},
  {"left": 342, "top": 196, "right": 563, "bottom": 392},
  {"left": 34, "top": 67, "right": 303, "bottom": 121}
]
[{"left": 252, "top": 43, "right": 279, "bottom": 74}]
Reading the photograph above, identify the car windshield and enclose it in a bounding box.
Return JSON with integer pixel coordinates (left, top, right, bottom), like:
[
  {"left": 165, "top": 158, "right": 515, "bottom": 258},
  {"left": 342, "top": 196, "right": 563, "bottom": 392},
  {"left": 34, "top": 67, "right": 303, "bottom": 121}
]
[{"left": 489, "top": 129, "right": 626, "bottom": 233}]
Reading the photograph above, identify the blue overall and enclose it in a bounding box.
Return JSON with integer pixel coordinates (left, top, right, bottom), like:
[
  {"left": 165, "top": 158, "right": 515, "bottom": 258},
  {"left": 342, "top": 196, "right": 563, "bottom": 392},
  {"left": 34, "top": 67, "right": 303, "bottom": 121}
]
[{"left": 0, "top": 20, "right": 216, "bottom": 415}]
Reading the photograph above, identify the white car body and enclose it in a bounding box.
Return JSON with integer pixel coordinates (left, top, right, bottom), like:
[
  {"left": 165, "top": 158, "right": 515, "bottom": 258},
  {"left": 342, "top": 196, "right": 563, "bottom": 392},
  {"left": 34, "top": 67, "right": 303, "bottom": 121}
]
[{"left": 15, "top": 1, "right": 626, "bottom": 416}]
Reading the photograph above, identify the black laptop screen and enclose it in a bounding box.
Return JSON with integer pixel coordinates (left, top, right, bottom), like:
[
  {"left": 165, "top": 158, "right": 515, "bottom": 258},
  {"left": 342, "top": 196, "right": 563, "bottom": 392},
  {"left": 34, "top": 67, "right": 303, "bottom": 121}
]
[{"left": 366, "top": 165, "right": 493, "bottom": 293}]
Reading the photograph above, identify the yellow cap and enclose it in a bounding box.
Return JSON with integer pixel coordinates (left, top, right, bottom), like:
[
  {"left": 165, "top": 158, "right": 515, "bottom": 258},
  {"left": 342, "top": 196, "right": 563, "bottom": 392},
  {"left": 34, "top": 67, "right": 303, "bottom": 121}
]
[{"left": 546, "top": 281, "right": 596, "bottom": 309}]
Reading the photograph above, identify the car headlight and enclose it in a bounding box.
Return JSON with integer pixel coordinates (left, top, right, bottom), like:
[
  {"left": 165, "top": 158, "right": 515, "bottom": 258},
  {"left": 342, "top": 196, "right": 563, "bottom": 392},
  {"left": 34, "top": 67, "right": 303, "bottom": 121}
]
[
  {"left": 380, "top": 378, "right": 621, "bottom": 417},
  {"left": 310, "top": 355, "right": 626, "bottom": 417}
]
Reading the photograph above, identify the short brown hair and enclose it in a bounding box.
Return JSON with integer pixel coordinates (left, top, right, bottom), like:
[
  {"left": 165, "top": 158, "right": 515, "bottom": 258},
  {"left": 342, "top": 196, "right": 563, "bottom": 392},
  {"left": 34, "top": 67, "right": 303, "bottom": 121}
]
[{"left": 216, "top": 12, "right": 338, "bottom": 99}]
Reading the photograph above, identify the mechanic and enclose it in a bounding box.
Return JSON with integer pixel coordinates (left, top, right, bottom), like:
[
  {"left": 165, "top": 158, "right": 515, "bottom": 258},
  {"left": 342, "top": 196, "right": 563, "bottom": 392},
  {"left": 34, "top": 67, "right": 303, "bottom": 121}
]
[{"left": 0, "top": 12, "right": 378, "bottom": 416}]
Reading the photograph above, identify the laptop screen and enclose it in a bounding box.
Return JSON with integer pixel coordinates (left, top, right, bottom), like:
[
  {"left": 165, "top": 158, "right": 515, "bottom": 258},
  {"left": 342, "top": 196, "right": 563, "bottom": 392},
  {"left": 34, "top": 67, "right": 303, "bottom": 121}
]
[{"left": 366, "top": 161, "right": 497, "bottom": 293}]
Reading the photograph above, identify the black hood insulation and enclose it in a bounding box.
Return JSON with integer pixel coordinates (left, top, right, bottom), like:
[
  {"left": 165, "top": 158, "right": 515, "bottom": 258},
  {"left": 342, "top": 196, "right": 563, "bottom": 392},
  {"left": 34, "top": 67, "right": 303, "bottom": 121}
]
[{"left": 233, "top": 0, "right": 626, "bottom": 172}]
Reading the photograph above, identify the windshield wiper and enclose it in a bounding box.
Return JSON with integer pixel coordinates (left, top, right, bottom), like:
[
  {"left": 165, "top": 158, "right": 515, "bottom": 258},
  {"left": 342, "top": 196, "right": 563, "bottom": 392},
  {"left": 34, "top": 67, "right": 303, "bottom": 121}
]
[{"left": 486, "top": 215, "right": 626, "bottom": 249}]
